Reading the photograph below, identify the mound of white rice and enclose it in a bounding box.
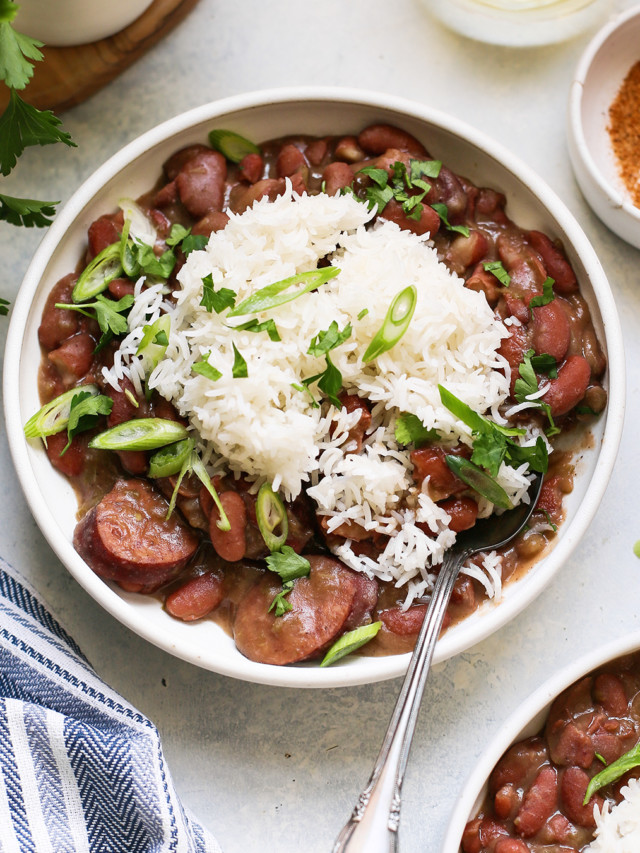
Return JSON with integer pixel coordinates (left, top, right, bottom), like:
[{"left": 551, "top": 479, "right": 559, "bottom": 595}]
[
  {"left": 103, "top": 185, "right": 544, "bottom": 605},
  {"left": 586, "top": 778, "right": 640, "bottom": 852}
]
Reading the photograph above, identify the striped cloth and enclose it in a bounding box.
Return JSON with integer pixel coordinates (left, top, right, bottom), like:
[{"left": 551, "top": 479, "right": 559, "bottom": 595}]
[{"left": 0, "top": 556, "right": 221, "bottom": 853}]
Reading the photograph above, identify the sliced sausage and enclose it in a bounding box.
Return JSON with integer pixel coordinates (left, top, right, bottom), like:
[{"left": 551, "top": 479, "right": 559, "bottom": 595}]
[
  {"left": 73, "top": 479, "right": 198, "bottom": 590},
  {"left": 343, "top": 573, "right": 378, "bottom": 631},
  {"left": 233, "top": 555, "right": 357, "bottom": 665}
]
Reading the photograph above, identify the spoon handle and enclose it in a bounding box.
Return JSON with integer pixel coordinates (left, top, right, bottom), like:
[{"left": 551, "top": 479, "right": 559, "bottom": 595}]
[{"left": 332, "top": 548, "right": 464, "bottom": 853}]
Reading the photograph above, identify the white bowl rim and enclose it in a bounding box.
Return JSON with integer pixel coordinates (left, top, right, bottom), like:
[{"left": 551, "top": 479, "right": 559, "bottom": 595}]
[
  {"left": 3, "top": 85, "right": 626, "bottom": 688},
  {"left": 568, "top": 4, "right": 640, "bottom": 225},
  {"left": 443, "top": 628, "right": 640, "bottom": 852}
]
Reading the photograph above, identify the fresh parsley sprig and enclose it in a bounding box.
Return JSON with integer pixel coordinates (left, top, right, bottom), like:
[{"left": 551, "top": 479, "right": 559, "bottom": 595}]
[
  {"left": 513, "top": 349, "right": 560, "bottom": 436},
  {"left": 55, "top": 293, "right": 134, "bottom": 350}
]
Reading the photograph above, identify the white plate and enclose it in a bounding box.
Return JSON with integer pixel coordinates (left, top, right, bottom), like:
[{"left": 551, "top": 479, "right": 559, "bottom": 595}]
[{"left": 3, "top": 87, "right": 625, "bottom": 688}]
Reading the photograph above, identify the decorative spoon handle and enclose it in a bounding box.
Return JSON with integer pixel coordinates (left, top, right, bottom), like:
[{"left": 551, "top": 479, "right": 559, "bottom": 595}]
[{"left": 332, "top": 546, "right": 464, "bottom": 853}]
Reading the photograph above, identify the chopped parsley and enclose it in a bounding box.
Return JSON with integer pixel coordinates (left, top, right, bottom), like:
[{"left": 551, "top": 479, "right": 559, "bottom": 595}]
[
  {"left": 200, "top": 273, "right": 236, "bottom": 314},
  {"left": 231, "top": 343, "right": 248, "bottom": 378},
  {"left": 307, "top": 320, "right": 352, "bottom": 358},
  {"left": 483, "top": 260, "right": 511, "bottom": 287},
  {"left": 233, "top": 317, "right": 281, "bottom": 342},
  {"left": 265, "top": 546, "right": 311, "bottom": 584},
  {"left": 268, "top": 580, "right": 294, "bottom": 617},
  {"left": 192, "top": 352, "right": 222, "bottom": 382},
  {"left": 513, "top": 349, "right": 560, "bottom": 436},
  {"left": 394, "top": 413, "right": 438, "bottom": 447},
  {"left": 358, "top": 158, "right": 442, "bottom": 222},
  {"left": 430, "top": 202, "right": 470, "bottom": 237},
  {"left": 529, "top": 277, "right": 555, "bottom": 314},
  {"left": 55, "top": 293, "right": 134, "bottom": 350},
  {"left": 63, "top": 391, "right": 112, "bottom": 453}
]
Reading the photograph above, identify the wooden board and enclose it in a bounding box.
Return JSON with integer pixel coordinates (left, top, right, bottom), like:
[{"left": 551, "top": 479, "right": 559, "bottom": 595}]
[{"left": 0, "top": 0, "right": 200, "bottom": 114}]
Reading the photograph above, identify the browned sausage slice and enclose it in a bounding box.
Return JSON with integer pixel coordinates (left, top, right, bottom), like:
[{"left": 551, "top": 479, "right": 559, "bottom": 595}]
[
  {"left": 233, "top": 555, "right": 357, "bottom": 665},
  {"left": 73, "top": 479, "right": 198, "bottom": 590}
]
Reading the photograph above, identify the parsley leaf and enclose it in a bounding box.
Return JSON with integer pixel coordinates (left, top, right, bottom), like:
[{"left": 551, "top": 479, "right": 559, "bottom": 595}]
[
  {"left": 265, "top": 546, "right": 311, "bottom": 583},
  {"left": 192, "top": 352, "right": 222, "bottom": 382},
  {"left": 0, "top": 89, "right": 75, "bottom": 176},
  {"left": 268, "top": 580, "right": 294, "bottom": 617},
  {"left": 529, "top": 277, "right": 555, "bottom": 314},
  {"left": 201, "top": 273, "right": 236, "bottom": 313},
  {"left": 430, "top": 202, "right": 470, "bottom": 237},
  {"left": 0, "top": 3, "right": 43, "bottom": 89},
  {"left": 232, "top": 343, "right": 248, "bottom": 378},
  {"left": 513, "top": 349, "right": 560, "bottom": 437},
  {"left": 181, "top": 234, "right": 208, "bottom": 256},
  {"left": 0, "top": 296, "right": 9, "bottom": 316},
  {"left": 129, "top": 241, "right": 175, "bottom": 280},
  {"left": 394, "top": 413, "right": 438, "bottom": 447},
  {"left": 166, "top": 223, "right": 190, "bottom": 247},
  {"left": 55, "top": 294, "right": 133, "bottom": 349},
  {"left": 307, "top": 320, "right": 352, "bottom": 358},
  {"left": 63, "top": 391, "right": 112, "bottom": 453},
  {"left": 483, "top": 260, "right": 511, "bottom": 287},
  {"left": 0, "top": 193, "right": 58, "bottom": 227},
  {"left": 233, "top": 317, "right": 281, "bottom": 342},
  {"left": 291, "top": 382, "right": 320, "bottom": 408},
  {"left": 530, "top": 352, "right": 558, "bottom": 378},
  {"left": 304, "top": 353, "right": 343, "bottom": 408}
]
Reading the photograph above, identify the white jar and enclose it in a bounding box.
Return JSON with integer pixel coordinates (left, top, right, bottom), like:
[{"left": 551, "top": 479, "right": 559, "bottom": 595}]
[
  {"left": 15, "top": 0, "right": 155, "bottom": 46},
  {"left": 422, "top": 0, "right": 613, "bottom": 46}
]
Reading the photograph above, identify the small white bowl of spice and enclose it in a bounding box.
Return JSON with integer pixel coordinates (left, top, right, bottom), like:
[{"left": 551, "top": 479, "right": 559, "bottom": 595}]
[{"left": 567, "top": 4, "right": 640, "bottom": 249}]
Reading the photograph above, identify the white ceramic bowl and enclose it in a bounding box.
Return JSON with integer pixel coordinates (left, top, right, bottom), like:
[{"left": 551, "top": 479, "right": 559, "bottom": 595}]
[
  {"left": 15, "top": 0, "right": 155, "bottom": 46},
  {"left": 3, "top": 88, "right": 625, "bottom": 688},
  {"left": 567, "top": 5, "right": 640, "bottom": 249},
  {"left": 443, "top": 629, "right": 640, "bottom": 851}
]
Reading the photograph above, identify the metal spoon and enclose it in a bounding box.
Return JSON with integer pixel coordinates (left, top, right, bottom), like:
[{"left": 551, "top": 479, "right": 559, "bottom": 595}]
[{"left": 332, "top": 472, "right": 544, "bottom": 853}]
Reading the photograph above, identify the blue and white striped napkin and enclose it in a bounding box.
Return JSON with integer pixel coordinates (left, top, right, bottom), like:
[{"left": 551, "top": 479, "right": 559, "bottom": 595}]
[{"left": 0, "top": 556, "right": 221, "bottom": 852}]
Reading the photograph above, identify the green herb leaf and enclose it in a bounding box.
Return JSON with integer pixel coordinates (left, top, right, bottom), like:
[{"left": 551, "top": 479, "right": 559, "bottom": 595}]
[
  {"left": 320, "top": 622, "right": 382, "bottom": 667},
  {"left": 363, "top": 285, "right": 417, "bottom": 362},
  {"left": 208, "top": 129, "right": 260, "bottom": 163},
  {"left": 268, "top": 580, "right": 294, "bottom": 617},
  {"left": 166, "top": 223, "right": 190, "bottom": 247},
  {"left": 228, "top": 267, "right": 339, "bottom": 317},
  {"left": 529, "top": 277, "right": 555, "bottom": 314},
  {"left": 0, "top": 193, "right": 58, "bottom": 227},
  {"left": 136, "top": 314, "right": 171, "bottom": 371},
  {"left": 291, "top": 382, "right": 320, "bottom": 408},
  {"left": 256, "top": 483, "right": 288, "bottom": 552},
  {"left": 430, "top": 202, "right": 470, "bottom": 237},
  {"left": 584, "top": 741, "right": 640, "bottom": 804},
  {"left": 181, "top": 234, "right": 208, "bottom": 256},
  {"left": 265, "top": 546, "right": 311, "bottom": 584},
  {"left": 0, "top": 89, "right": 75, "bottom": 177},
  {"left": 0, "top": 296, "right": 9, "bottom": 315},
  {"left": 306, "top": 352, "right": 343, "bottom": 409},
  {"left": 307, "top": 320, "right": 352, "bottom": 358},
  {"left": 483, "top": 260, "right": 511, "bottom": 287},
  {"left": 64, "top": 391, "right": 112, "bottom": 452},
  {"left": 232, "top": 317, "right": 281, "bottom": 342},
  {"left": 0, "top": 4, "right": 43, "bottom": 89},
  {"left": 530, "top": 353, "right": 558, "bottom": 378},
  {"left": 192, "top": 352, "right": 222, "bottom": 382},
  {"left": 89, "top": 418, "right": 189, "bottom": 451},
  {"left": 394, "top": 413, "right": 438, "bottom": 448},
  {"left": 24, "top": 385, "right": 100, "bottom": 438},
  {"left": 201, "top": 273, "right": 236, "bottom": 313},
  {"left": 56, "top": 294, "right": 133, "bottom": 349},
  {"left": 445, "top": 455, "right": 513, "bottom": 509},
  {"left": 232, "top": 343, "right": 248, "bottom": 378},
  {"left": 409, "top": 159, "right": 441, "bottom": 181},
  {"left": 129, "top": 241, "right": 175, "bottom": 280},
  {"left": 514, "top": 349, "right": 559, "bottom": 437}
]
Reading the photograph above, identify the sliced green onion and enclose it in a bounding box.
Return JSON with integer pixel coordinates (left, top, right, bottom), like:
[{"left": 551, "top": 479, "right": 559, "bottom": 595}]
[
  {"left": 362, "top": 285, "right": 417, "bottom": 362},
  {"left": 256, "top": 483, "right": 288, "bottom": 552},
  {"left": 119, "top": 219, "right": 139, "bottom": 278},
  {"left": 148, "top": 438, "right": 194, "bottom": 479},
  {"left": 445, "top": 455, "right": 512, "bottom": 509},
  {"left": 89, "top": 418, "right": 188, "bottom": 451},
  {"left": 137, "top": 314, "right": 171, "bottom": 371},
  {"left": 72, "top": 242, "right": 123, "bottom": 302},
  {"left": 190, "top": 452, "right": 230, "bottom": 531},
  {"left": 227, "top": 267, "right": 339, "bottom": 317},
  {"left": 584, "top": 741, "right": 640, "bottom": 804},
  {"left": 24, "top": 385, "right": 99, "bottom": 438},
  {"left": 208, "top": 129, "right": 261, "bottom": 163},
  {"left": 320, "top": 622, "right": 382, "bottom": 667}
]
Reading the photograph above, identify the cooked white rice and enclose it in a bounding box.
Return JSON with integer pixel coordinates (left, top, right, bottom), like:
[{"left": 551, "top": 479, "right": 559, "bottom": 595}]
[
  {"left": 103, "top": 185, "right": 544, "bottom": 604},
  {"left": 586, "top": 778, "right": 640, "bottom": 852}
]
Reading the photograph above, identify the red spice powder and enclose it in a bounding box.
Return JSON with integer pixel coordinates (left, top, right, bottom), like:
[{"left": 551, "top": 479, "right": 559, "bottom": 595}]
[{"left": 608, "top": 60, "right": 640, "bottom": 209}]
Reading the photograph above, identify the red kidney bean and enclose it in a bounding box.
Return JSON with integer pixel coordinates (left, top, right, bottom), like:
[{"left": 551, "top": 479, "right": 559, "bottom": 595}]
[
  {"left": 358, "top": 124, "right": 427, "bottom": 158},
  {"left": 38, "top": 273, "right": 79, "bottom": 351},
  {"left": 154, "top": 180, "right": 178, "bottom": 208},
  {"left": 443, "top": 230, "right": 489, "bottom": 275},
  {"left": 148, "top": 208, "right": 171, "bottom": 238},
  {"left": 560, "top": 767, "right": 601, "bottom": 828},
  {"left": 535, "top": 474, "right": 565, "bottom": 522},
  {"left": 163, "top": 144, "right": 211, "bottom": 181},
  {"left": 334, "top": 136, "right": 365, "bottom": 162},
  {"left": 336, "top": 393, "right": 371, "bottom": 453},
  {"left": 380, "top": 198, "right": 440, "bottom": 236},
  {"left": 494, "top": 784, "right": 521, "bottom": 820},
  {"left": 461, "top": 818, "right": 483, "bottom": 853},
  {"left": 490, "top": 738, "right": 550, "bottom": 793},
  {"left": 165, "top": 571, "right": 225, "bottom": 621},
  {"left": 531, "top": 300, "right": 571, "bottom": 361},
  {"left": 495, "top": 840, "right": 530, "bottom": 853},
  {"left": 284, "top": 497, "right": 316, "bottom": 554},
  {"left": 209, "top": 490, "right": 247, "bottom": 562},
  {"left": 45, "top": 431, "right": 86, "bottom": 478},
  {"left": 373, "top": 147, "right": 412, "bottom": 175},
  {"left": 228, "top": 177, "right": 287, "bottom": 214},
  {"left": 465, "top": 264, "right": 501, "bottom": 307},
  {"left": 379, "top": 604, "right": 427, "bottom": 636},
  {"left": 502, "top": 292, "right": 530, "bottom": 324},
  {"left": 322, "top": 161, "right": 354, "bottom": 196},
  {"left": 116, "top": 450, "right": 148, "bottom": 476},
  {"left": 439, "top": 497, "right": 478, "bottom": 533},
  {"left": 498, "top": 325, "right": 531, "bottom": 397},
  {"left": 191, "top": 210, "right": 230, "bottom": 237},
  {"left": 410, "top": 446, "right": 467, "bottom": 500},
  {"left": 304, "top": 138, "right": 328, "bottom": 166},
  {"left": 108, "top": 278, "right": 136, "bottom": 300},
  {"left": 48, "top": 333, "right": 95, "bottom": 385},
  {"left": 550, "top": 722, "right": 595, "bottom": 769},
  {"left": 426, "top": 165, "right": 468, "bottom": 221},
  {"left": 276, "top": 143, "right": 307, "bottom": 178},
  {"left": 106, "top": 377, "right": 148, "bottom": 426},
  {"left": 450, "top": 575, "right": 476, "bottom": 613},
  {"left": 594, "top": 672, "right": 628, "bottom": 716},
  {"left": 176, "top": 149, "right": 227, "bottom": 218},
  {"left": 475, "top": 187, "right": 507, "bottom": 218},
  {"left": 497, "top": 233, "right": 548, "bottom": 296},
  {"left": 514, "top": 765, "right": 558, "bottom": 837},
  {"left": 233, "top": 556, "right": 357, "bottom": 665},
  {"left": 238, "top": 151, "right": 264, "bottom": 183},
  {"left": 318, "top": 516, "right": 372, "bottom": 542},
  {"left": 73, "top": 478, "right": 198, "bottom": 590},
  {"left": 542, "top": 355, "right": 591, "bottom": 418},
  {"left": 87, "top": 215, "right": 119, "bottom": 258},
  {"left": 528, "top": 230, "right": 578, "bottom": 294}
]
